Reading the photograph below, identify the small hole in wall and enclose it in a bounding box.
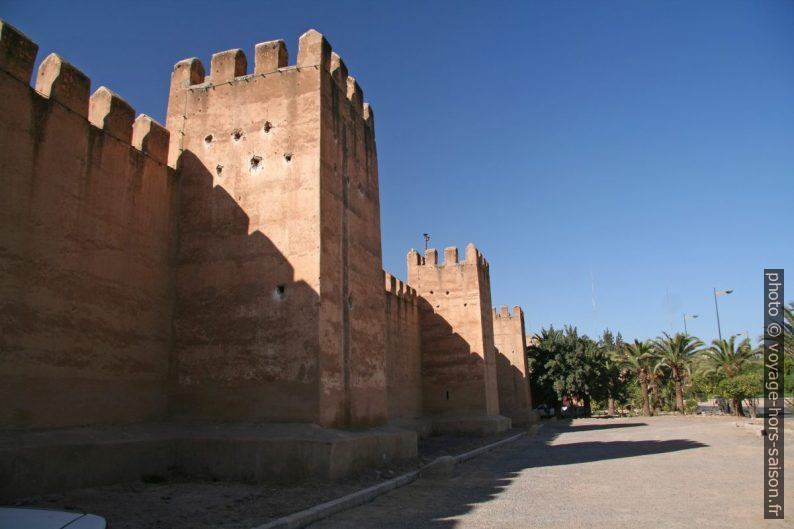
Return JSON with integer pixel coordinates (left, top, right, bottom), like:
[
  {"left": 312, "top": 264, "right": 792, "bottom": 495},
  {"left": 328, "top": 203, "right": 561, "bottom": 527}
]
[
  {"left": 232, "top": 129, "right": 243, "bottom": 141},
  {"left": 215, "top": 164, "right": 223, "bottom": 176},
  {"left": 429, "top": 290, "right": 434, "bottom": 295},
  {"left": 273, "top": 284, "right": 286, "bottom": 301},
  {"left": 250, "top": 156, "right": 262, "bottom": 170},
  {"left": 445, "top": 291, "right": 449, "bottom": 295},
  {"left": 436, "top": 304, "right": 440, "bottom": 309},
  {"left": 263, "top": 121, "right": 272, "bottom": 133},
  {"left": 446, "top": 390, "right": 450, "bottom": 401},
  {"left": 283, "top": 152, "right": 293, "bottom": 162},
  {"left": 204, "top": 134, "right": 213, "bottom": 144},
  {"left": 464, "top": 303, "right": 467, "bottom": 307}
]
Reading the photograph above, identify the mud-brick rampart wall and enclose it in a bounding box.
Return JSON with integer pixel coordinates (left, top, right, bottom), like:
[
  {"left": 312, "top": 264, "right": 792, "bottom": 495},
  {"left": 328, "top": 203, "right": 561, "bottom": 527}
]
[{"left": 0, "top": 21, "right": 176, "bottom": 429}]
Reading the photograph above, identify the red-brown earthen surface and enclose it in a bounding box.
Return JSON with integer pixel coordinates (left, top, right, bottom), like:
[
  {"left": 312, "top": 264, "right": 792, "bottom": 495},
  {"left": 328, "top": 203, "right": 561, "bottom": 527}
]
[
  {"left": 493, "top": 305, "right": 533, "bottom": 424},
  {"left": 407, "top": 245, "right": 501, "bottom": 418},
  {"left": 0, "top": 17, "right": 533, "bottom": 497}
]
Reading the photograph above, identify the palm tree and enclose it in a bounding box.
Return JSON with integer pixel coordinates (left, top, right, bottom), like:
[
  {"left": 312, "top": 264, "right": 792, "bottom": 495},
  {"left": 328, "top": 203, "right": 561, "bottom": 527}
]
[
  {"left": 647, "top": 362, "right": 665, "bottom": 413},
  {"left": 617, "top": 340, "right": 655, "bottom": 416},
  {"left": 653, "top": 333, "right": 703, "bottom": 414},
  {"left": 700, "top": 336, "right": 756, "bottom": 416}
]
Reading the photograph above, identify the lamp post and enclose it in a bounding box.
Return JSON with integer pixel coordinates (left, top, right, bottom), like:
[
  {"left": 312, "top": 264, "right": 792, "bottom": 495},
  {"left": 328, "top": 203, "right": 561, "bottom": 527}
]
[
  {"left": 683, "top": 313, "right": 698, "bottom": 336},
  {"left": 713, "top": 288, "right": 733, "bottom": 341}
]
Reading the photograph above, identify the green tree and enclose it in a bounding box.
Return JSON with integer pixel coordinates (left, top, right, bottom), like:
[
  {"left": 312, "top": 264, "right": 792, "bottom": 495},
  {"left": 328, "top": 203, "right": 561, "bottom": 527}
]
[
  {"left": 716, "top": 372, "right": 763, "bottom": 416},
  {"left": 527, "top": 327, "right": 566, "bottom": 414},
  {"left": 598, "top": 329, "right": 627, "bottom": 416},
  {"left": 528, "top": 326, "right": 609, "bottom": 417},
  {"left": 688, "top": 370, "right": 720, "bottom": 400},
  {"left": 616, "top": 340, "right": 655, "bottom": 416},
  {"left": 653, "top": 333, "right": 703, "bottom": 414},
  {"left": 700, "top": 336, "right": 757, "bottom": 416}
]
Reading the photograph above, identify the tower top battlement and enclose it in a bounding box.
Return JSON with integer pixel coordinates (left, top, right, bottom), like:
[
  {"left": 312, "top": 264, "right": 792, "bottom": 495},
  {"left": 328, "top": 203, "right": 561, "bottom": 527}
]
[
  {"left": 166, "top": 28, "right": 375, "bottom": 167},
  {"left": 168, "top": 29, "right": 373, "bottom": 123},
  {"left": 406, "top": 243, "right": 489, "bottom": 270},
  {"left": 493, "top": 305, "right": 523, "bottom": 321}
]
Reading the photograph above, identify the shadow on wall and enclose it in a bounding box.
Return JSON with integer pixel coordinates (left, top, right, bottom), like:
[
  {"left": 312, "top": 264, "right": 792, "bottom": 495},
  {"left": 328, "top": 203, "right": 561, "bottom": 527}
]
[
  {"left": 384, "top": 286, "right": 422, "bottom": 421},
  {"left": 495, "top": 349, "right": 532, "bottom": 422},
  {"left": 417, "top": 297, "right": 496, "bottom": 418},
  {"left": 0, "top": 43, "right": 177, "bottom": 430},
  {"left": 169, "top": 149, "right": 326, "bottom": 424}
]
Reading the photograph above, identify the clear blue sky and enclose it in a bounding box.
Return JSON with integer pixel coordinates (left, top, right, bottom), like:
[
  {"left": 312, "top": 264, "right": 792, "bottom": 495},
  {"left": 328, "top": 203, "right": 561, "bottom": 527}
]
[{"left": 5, "top": 0, "right": 792, "bottom": 344}]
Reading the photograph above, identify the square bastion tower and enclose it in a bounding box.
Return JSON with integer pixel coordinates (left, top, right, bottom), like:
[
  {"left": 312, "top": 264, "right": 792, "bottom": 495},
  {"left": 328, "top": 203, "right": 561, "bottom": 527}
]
[
  {"left": 493, "top": 305, "right": 533, "bottom": 425},
  {"left": 407, "top": 244, "right": 510, "bottom": 434},
  {"left": 165, "top": 30, "right": 386, "bottom": 428}
]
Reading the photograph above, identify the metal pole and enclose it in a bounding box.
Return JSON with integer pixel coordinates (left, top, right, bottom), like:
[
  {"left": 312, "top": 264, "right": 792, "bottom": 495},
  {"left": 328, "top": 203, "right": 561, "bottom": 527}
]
[
  {"left": 713, "top": 288, "right": 723, "bottom": 341},
  {"left": 683, "top": 314, "right": 688, "bottom": 336}
]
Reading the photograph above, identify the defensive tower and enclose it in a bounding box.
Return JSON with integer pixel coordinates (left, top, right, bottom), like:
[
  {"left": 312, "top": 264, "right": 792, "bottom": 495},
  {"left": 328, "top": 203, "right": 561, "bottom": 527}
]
[{"left": 165, "top": 30, "right": 385, "bottom": 428}]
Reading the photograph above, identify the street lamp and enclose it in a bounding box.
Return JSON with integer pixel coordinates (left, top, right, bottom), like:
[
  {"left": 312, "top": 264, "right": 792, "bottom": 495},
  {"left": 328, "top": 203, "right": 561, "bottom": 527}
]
[
  {"left": 713, "top": 288, "right": 733, "bottom": 341},
  {"left": 683, "top": 313, "right": 699, "bottom": 336}
]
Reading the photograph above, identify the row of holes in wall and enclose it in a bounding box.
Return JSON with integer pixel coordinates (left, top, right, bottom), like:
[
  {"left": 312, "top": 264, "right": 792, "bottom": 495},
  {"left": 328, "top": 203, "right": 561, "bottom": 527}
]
[
  {"left": 205, "top": 121, "right": 273, "bottom": 145},
  {"left": 428, "top": 290, "right": 466, "bottom": 309},
  {"left": 215, "top": 152, "right": 293, "bottom": 177},
  {"left": 206, "top": 122, "right": 292, "bottom": 176}
]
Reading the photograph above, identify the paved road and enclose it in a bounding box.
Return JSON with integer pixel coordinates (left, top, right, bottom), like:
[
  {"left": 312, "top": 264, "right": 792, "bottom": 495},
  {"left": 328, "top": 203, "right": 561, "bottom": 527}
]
[{"left": 311, "top": 416, "right": 793, "bottom": 529}]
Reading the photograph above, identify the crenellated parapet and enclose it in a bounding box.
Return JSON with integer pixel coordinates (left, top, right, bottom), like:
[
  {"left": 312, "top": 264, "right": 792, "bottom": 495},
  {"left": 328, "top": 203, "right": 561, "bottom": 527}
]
[
  {"left": 408, "top": 243, "right": 489, "bottom": 270},
  {"left": 383, "top": 271, "right": 417, "bottom": 304},
  {"left": 329, "top": 50, "right": 373, "bottom": 127},
  {"left": 493, "top": 305, "right": 523, "bottom": 321},
  {"left": 0, "top": 19, "right": 37, "bottom": 83},
  {"left": 0, "top": 20, "right": 171, "bottom": 166},
  {"left": 407, "top": 243, "right": 491, "bottom": 295},
  {"left": 166, "top": 28, "right": 374, "bottom": 167}
]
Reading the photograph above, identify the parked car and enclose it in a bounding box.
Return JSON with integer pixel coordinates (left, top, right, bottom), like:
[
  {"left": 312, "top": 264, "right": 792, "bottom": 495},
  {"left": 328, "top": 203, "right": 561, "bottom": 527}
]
[
  {"left": 0, "top": 507, "right": 106, "bottom": 529},
  {"left": 534, "top": 404, "right": 555, "bottom": 418}
]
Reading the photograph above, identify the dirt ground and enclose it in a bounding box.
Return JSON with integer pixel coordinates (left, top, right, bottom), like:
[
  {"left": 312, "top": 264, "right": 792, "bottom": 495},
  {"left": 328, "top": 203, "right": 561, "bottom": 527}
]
[{"left": 11, "top": 428, "right": 526, "bottom": 529}]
